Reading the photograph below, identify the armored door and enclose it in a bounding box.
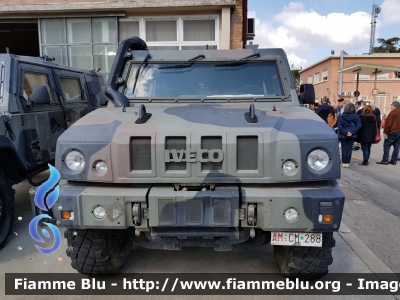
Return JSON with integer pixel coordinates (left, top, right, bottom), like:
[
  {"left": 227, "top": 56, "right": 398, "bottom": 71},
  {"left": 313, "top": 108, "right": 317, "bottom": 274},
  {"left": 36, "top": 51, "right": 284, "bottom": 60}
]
[
  {"left": 52, "top": 69, "right": 94, "bottom": 128},
  {"left": 19, "top": 64, "right": 66, "bottom": 171}
]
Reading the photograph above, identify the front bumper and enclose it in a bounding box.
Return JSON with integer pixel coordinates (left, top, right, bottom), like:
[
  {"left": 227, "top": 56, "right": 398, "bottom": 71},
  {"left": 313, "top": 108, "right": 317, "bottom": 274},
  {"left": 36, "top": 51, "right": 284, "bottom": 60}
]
[{"left": 31, "top": 180, "right": 345, "bottom": 234}]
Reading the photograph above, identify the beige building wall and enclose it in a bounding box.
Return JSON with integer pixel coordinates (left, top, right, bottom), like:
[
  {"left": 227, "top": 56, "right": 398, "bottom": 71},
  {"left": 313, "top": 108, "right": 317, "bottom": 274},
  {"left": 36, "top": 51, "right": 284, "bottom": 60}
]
[{"left": 299, "top": 54, "right": 400, "bottom": 114}]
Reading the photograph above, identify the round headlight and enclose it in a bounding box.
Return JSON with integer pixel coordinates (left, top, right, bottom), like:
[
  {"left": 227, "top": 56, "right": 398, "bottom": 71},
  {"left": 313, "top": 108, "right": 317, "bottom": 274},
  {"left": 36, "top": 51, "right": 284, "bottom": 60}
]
[
  {"left": 65, "top": 150, "right": 85, "bottom": 171},
  {"left": 307, "top": 149, "right": 329, "bottom": 171},
  {"left": 93, "top": 206, "right": 106, "bottom": 219},
  {"left": 95, "top": 161, "right": 108, "bottom": 173},
  {"left": 285, "top": 208, "right": 298, "bottom": 221},
  {"left": 283, "top": 160, "right": 296, "bottom": 173}
]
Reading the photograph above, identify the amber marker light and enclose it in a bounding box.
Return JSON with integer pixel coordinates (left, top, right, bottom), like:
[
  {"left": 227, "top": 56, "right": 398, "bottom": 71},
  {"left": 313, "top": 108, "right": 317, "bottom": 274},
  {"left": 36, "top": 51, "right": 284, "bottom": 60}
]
[
  {"left": 61, "top": 211, "right": 70, "bottom": 220},
  {"left": 324, "top": 214, "right": 332, "bottom": 223}
]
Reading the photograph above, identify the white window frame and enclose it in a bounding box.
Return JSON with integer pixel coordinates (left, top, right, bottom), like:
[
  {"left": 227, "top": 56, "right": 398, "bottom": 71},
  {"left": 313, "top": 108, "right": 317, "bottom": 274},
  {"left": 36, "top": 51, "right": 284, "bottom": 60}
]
[
  {"left": 377, "top": 73, "right": 388, "bottom": 79},
  {"left": 322, "top": 69, "right": 328, "bottom": 81},
  {"left": 39, "top": 17, "right": 118, "bottom": 79},
  {"left": 314, "top": 72, "right": 320, "bottom": 84},
  {"left": 119, "top": 15, "right": 219, "bottom": 50},
  {"left": 308, "top": 75, "right": 312, "bottom": 84},
  {"left": 392, "top": 96, "right": 398, "bottom": 102},
  {"left": 357, "top": 74, "right": 369, "bottom": 80}
]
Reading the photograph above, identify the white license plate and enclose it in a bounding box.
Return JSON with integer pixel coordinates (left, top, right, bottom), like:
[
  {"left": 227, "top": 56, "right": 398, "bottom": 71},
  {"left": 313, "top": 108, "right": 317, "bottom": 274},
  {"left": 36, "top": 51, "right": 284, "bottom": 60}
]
[{"left": 271, "top": 232, "right": 322, "bottom": 247}]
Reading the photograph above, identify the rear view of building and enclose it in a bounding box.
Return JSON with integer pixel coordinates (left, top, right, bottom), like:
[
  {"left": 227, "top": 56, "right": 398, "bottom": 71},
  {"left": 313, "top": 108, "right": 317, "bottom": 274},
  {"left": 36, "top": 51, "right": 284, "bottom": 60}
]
[
  {"left": 0, "top": 0, "right": 248, "bottom": 80},
  {"left": 299, "top": 53, "right": 400, "bottom": 114}
]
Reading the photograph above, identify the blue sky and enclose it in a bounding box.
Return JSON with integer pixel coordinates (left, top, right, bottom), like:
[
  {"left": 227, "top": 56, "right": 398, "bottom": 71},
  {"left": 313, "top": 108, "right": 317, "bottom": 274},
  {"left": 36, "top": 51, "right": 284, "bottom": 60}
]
[{"left": 248, "top": 0, "right": 400, "bottom": 68}]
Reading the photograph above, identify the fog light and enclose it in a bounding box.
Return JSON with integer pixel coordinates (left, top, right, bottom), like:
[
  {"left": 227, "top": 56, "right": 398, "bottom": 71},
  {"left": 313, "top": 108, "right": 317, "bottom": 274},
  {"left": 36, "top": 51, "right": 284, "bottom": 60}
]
[
  {"left": 324, "top": 214, "right": 332, "bottom": 223},
  {"left": 285, "top": 208, "right": 298, "bottom": 221},
  {"left": 95, "top": 161, "right": 108, "bottom": 173},
  {"left": 283, "top": 160, "right": 296, "bottom": 173},
  {"left": 93, "top": 206, "right": 106, "bottom": 219}
]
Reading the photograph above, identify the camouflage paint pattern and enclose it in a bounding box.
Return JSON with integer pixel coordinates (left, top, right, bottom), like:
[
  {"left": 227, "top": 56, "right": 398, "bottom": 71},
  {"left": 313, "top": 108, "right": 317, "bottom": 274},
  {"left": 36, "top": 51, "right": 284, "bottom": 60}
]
[{"left": 52, "top": 39, "right": 345, "bottom": 247}]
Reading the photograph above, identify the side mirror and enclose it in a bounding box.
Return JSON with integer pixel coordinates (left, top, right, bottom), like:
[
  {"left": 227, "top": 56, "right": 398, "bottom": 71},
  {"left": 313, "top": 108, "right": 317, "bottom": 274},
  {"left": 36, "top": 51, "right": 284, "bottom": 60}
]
[
  {"left": 299, "top": 84, "right": 315, "bottom": 104},
  {"left": 29, "top": 85, "right": 51, "bottom": 105}
]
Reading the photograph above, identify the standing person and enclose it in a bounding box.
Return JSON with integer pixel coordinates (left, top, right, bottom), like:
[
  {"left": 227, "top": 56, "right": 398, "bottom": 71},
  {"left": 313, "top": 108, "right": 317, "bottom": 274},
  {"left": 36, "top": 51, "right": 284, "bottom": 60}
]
[
  {"left": 376, "top": 101, "right": 400, "bottom": 165},
  {"left": 356, "top": 105, "right": 377, "bottom": 166},
  {"left": 327, "top": 105, "right": 338, "bottom": 129},
  {"left": 372, "top": 103, "right": 381, "bottom": 130},
  {"left": 353, "top": 100, "right": 364, "bottom": 151},
  {"left": 336, "top": 98, "right": 345, "bottom": 117},
  {"left": 355, "top": 100, "right": 364, "bottom": 116},
  {"left": 337, "top": 102, "right": 362, "bottom": 168},
  {"left": 315, "top": 96, "right": 331, "bottom": 123},
  {"left": 336, "top": 98, "right": 345, "bottom": 152}
]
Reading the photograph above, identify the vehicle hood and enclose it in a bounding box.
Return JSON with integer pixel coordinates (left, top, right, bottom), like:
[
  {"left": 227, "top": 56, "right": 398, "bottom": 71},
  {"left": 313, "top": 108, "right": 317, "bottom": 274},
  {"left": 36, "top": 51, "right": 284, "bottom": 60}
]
[{"left": 59, "top": 104, "right": 334, "bottom": 141}]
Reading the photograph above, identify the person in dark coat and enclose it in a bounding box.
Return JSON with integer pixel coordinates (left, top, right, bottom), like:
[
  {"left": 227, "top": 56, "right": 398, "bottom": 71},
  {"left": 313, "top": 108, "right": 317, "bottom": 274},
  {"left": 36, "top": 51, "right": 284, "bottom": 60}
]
[
  {"left": 315, "top": 96, "right": 331, "bottom": 123},
  {"left": 372, "top": 103, "right": 381, "bottom": 130},
  {"left": 337, "top": 102, "right": 362, "bottom": 167},
  {"left": 356, "top": 105, "right": 377, "bottom": 166}
]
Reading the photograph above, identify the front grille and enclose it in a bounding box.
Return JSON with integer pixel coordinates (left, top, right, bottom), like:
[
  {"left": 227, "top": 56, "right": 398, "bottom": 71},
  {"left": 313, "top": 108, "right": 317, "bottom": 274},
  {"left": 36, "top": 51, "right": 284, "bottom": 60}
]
[
  {"left": 212, "top": 198, "right": 231, "bottom": 224},
  {"left": 237, "top": 136, "right": 258, "bottom": 170},
  {"left": 201, "top": 136, "right": 222, "bottom": 171},
  {"left": 185, "top": 198, "right": 203, "bottom": 225},
  {"left": 130, "top": 137, "right": 151, "bottom": 170},
  {"left": 165, "top": 137, "right": 186, "bottom": 171},
  {"left": 158, "top": 199, "right": 175, "bottom": 225}
]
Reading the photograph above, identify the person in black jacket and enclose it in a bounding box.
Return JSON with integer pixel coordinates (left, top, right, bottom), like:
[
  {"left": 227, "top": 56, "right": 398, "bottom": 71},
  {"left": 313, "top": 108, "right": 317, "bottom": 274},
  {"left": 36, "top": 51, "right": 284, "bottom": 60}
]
[
  {"left": 338, "top": 102, "right": 362, "bottom": 167},
  {"left": 353, "top": 100, "right": 364, "bottom": 151},
  {"left": 372, "top": 103, "right": 381, "bottom": 130},
  {"left": 356, "top": 105, "right": 377, "bottom": 166},
  {"left": 315, "top": 96, "right": 331, "bottom": 123}
]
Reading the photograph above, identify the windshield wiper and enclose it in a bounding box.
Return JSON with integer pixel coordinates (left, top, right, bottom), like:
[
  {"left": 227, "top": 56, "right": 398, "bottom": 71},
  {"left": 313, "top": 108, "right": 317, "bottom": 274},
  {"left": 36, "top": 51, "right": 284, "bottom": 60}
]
[
  {"left": 159, "top": 54, "right": 205, "bottom": 69},
  {"left": 132, "top": 53, "right": 151, "bottom": 93},
  {"left": 159, "top": 63, "right": 192, "bottom": 69},
  {"left": 215, "top": 52, "right": 260, "bottom": 67}
]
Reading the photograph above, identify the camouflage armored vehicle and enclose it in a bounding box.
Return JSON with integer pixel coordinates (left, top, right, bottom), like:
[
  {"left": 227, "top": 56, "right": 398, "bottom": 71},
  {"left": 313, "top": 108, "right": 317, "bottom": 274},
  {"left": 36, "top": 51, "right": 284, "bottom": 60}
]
[
  {"left": 0, "top": 54, "right": 107, "bottom": 247},
  {"left": 52, "top": 37, "right": 344, "bottom": 279}
]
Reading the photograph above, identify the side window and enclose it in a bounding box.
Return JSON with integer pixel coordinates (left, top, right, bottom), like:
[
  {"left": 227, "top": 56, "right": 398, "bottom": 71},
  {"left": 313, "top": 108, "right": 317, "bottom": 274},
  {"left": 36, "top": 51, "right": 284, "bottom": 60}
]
[
  {"left": 59, "top": 77, "right": 85, "bottom": 103},
  {"left": 23, "top": 72, "right": 57, "bottom": 108},
  {"left": 58, "top": 76, "right": 88, "bottom": 107}
]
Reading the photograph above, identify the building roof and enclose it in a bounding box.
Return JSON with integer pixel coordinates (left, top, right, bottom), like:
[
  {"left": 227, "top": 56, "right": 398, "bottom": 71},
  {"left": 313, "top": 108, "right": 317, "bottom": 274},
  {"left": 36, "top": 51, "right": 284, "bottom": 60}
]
[
  {"left": 0, "top": 0, "right": 237, "bottom": 15},
  {"left": 299, "top": 53, "right": 400, "bottom": 73},
  {"left": 338, "top": 63, "right": 400, "bottom": 75}
]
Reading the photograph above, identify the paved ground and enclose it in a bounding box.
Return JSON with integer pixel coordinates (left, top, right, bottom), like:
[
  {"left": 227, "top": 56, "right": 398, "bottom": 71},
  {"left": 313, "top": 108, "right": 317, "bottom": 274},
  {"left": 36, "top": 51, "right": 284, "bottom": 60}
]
[
  {"left": 0, "top": 162, "right": 399, "bottom": 300},
  {"left": 341, "top": 140, "right": 400, "bottom": 274}
]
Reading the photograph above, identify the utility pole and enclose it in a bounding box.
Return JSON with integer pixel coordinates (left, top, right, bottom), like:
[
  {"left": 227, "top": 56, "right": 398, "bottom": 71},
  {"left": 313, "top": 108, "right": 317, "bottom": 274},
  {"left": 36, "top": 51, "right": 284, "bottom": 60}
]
[
  {"left": 338, "top": 50, "right": 348, "bottom": 96},
  {"left": 369, "top": 4, "right": 381, "bottom": 54}
]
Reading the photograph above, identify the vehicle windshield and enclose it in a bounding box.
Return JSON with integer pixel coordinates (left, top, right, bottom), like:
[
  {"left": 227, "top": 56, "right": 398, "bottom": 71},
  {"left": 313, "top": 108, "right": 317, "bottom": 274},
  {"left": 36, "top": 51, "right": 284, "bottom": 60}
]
[{"left": 123, "top": 61, "right": 284, "bottom": 100}]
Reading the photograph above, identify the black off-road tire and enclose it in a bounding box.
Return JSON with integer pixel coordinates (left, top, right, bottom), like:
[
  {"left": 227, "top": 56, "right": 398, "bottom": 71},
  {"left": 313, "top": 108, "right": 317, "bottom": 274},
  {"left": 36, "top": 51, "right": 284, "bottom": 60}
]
[
  {"left": 0, "top": 171, "right": 15, "bottom": 248},
  {"left": 273, "top": 232, "right": 335, "bottom": 280},
  {"left": 65, "top": 229, "right": 132, "bottom": 274}
]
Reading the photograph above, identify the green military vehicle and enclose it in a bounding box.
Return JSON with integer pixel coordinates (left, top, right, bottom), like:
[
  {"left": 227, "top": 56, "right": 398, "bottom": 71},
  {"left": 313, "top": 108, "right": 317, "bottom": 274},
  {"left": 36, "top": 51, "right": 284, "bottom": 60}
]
[
  {"left": 0, "top": 54, "right": 107, "bottom": 247},
  {"left": 52, "top": 37, "right": 344, "bottom": 279}
]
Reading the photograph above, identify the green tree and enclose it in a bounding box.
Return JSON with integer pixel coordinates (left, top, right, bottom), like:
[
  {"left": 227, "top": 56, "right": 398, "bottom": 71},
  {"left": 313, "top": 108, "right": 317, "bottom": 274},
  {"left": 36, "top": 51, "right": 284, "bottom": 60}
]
[
  {"left": 291, "top": 69, "right": 300, "bottom": 91},
  {"left": 373, "top": 37, "right": 400, "bottom": 53}
]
